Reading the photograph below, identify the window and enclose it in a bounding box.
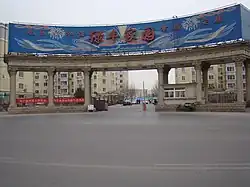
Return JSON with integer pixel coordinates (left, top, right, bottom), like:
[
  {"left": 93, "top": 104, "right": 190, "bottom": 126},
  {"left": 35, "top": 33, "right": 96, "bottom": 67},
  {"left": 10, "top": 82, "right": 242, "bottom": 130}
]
[
  {"left": 181, "top": 76, "right": 185, "bottom": 81},
  {"left": 218, "top": 76, "right": 223, "bottom": 80},
  {"left": 71, "top": 74, "right": 74, "bottom": 78},
  {"left": 243, "top": 75, "right": 246, "bottom": 80},
  {"left": 71, "top": 89, "right": 74, "bottom": 93},
  {"left": 218, "top": 84, "right": 223, "bottom": 88},
  {"left": 77, "top": 72, "right": 82, "bottom": 76},
  {"left": 43, "top": 90, "right": 47, "bottom": 94},
  {"left": 227, "top": 83, "right": 235, "bottom": 88},
  {"left": 192, "top": 79, "right": 196, "bottom": 83},
  {"left": 209, "top": 75, "right": 214, "bottom": 80},
  {"left": 44, "top": 82, "right": 48, "bottom": 87},
  {"left": 103, "top": 88, "right": 106, "bottom": 92},
  {"left": 77, "top": 80, "right": 82, "bottom": 85},
  {"left": 175, "top": 88, "right": 185, "bottom": 98},
  {"left": 227, "top": 66, "right": 234, "bottom": 71},
  {"left": 35, "top": 75, "right": 39, "bottom": 79},
  {"left": 94, "top": 83, "right": 97, "bottom": 88},
  {"left": 61, "top": 89, "right": 68, "bottom": 94},
  {"left": 103, "top": 71, "right": 106, "bottom": 76},
  {"left": 181, "top": 68, "right": 185, "bottom": 72},
  {"left": 61, "top": 73, "right": 67, "bottom": 78},
  {"left": 243, "top": 83, "right": 246, "bottom": 89},
  {"left": 94, "top": 75, "right": 97, "bottom": 79},
  {"left": 58, "top": 86, "right": 61, "bottom": 89},
  {"left": 19, "top": 71, "right": 24, "bottom": 77},
  {"left": 164, "top": 88, "right": 174, "bottom": 98},
  {"left": 18, "top": 83, "right": 24, "bottom": 89},
  {"left": 44, "top": 75, "right": 48, "bottom": 79},
  {"left": 227, "top": 75, "right": 235, "bottom": 80},
  {"left": 35, "top": 90, "right": 39, "bottom": 94},
  {"left": 35, "top": 83, "right": 39, "bottom": 87},
  {"left": 120, "top": 85, "right": 123, "bottom": 89},
  {"left": 61, "top": 81, "right": 67, "bottom": 86},
  {"left": 208, "top": 84, "right": 215, "bottom": 89},
  {"left": 218, "top": 68, "right": 222, "bottom": 72},
  {"left": 120, "top": 74, "right": 123, "bottom": 78},
  {"left": 102, "top": 79, "right": 106, "bottom": 84},
  {"left": 71, "top": 81, "right": 74, "bottom": 85},
  {"left": 120, "top": 80, "right": 123, "bottom": 83}
]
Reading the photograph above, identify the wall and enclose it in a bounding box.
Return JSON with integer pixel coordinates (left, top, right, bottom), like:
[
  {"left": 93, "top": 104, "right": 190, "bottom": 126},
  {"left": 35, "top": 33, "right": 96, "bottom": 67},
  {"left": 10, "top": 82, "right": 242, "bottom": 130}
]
[
  {"left": 0, "top": 23, "right": 9, "bottom": 93},
  {"left": 241, "top": 4, "right": 250, "bottom": 40}
]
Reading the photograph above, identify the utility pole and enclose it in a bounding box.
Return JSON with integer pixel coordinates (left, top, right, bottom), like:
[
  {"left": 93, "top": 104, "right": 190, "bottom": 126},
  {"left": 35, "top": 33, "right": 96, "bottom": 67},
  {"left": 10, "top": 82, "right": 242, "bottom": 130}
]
[{"left": 143, "top": 81, "right": 145, "bottom": 102}]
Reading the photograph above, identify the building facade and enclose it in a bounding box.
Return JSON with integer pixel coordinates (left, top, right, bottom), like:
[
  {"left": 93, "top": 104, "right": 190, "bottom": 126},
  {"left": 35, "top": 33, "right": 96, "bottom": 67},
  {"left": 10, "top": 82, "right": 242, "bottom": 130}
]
[
  {"left": 0, "top": 23, "right": 129, "bottom": 100},
  {"left": 175, "top": 65, "right": 227, "bottom": 91}
]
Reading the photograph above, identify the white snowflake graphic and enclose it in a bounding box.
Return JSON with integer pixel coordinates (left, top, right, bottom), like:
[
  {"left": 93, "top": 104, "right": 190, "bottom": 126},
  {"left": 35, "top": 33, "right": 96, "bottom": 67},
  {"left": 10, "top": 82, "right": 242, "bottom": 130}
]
[
  {"left": 48, "top": 27, "right": 65, "bottom": 40},
  {"left": 182, "top": 17, "right": 200, "bottom": 31}
]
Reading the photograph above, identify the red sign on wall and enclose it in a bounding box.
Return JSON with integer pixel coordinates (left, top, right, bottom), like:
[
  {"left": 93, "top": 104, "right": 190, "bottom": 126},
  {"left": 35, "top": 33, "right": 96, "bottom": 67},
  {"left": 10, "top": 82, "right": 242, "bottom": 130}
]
[{"left": 16, "top": 98, "right": 84, "bottom": 104}]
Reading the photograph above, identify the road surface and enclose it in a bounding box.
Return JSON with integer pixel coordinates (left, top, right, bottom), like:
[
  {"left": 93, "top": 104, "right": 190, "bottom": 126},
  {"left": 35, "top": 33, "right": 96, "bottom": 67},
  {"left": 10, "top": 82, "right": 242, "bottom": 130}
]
[{"left": 0, "top": 104, "right": 250, "bottom": 187}]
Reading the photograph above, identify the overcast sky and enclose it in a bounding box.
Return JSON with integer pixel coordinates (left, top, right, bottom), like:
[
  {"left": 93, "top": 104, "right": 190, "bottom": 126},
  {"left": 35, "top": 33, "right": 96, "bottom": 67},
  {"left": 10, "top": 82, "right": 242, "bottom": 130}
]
[{"left": 1, "top": 0, "right": 250, "bottom": 89}]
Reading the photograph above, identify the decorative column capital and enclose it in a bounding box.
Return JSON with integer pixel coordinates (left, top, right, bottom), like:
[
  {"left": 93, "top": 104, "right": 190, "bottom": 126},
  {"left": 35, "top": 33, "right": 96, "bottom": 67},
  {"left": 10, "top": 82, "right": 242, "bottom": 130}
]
[
  {"left": 156, "top": 64, "right": 164, "bottom": 73},
  {"left": 232, "top": 56, "right": 246, "bottom": 66},
  {"left": 7, "top": 67, "right": 17, "bottom": 75},
  {"left": 47, "top": 67, "right": 56, "bottom": 75},
  {"left": 192, "top": 61, "right": 202, "bottom": 70},
  {"left": 82, "top": 67, "right": 91, "bottom": 73},
  {"left": 202, "top": 63, "right": 210, "bottom": 71},
  {"left": 164, "top": 65, "right": 171, "bottom": 72}
]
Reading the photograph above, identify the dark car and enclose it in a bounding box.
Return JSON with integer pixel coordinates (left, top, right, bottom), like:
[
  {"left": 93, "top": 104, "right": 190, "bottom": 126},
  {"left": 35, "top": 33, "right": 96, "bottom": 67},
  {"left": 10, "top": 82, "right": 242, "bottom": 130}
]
[{"left": 176, "top": 102, "right": 196, "bottom": 111}]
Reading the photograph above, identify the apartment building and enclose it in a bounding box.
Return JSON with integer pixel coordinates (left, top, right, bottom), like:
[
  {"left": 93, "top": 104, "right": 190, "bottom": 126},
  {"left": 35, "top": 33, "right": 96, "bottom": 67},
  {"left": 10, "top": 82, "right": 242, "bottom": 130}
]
[
  {"left": 175, "top": 65, "right": 227, "bottom": 90},
  {"left": 0, "top": 23, "right": 129, "bottom": 100},
  {"left": 13, "top": 70, "right": 129, "bottom": 98},
  {"left": 225, "top": 63, "right": 246, "bottom": 90}
]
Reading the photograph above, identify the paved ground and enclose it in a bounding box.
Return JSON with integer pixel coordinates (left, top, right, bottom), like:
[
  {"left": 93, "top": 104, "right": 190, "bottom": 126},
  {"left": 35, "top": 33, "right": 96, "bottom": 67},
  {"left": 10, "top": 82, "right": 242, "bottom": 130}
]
[{"left": 0, "top": 104, "right": 250, "bottom": 187}]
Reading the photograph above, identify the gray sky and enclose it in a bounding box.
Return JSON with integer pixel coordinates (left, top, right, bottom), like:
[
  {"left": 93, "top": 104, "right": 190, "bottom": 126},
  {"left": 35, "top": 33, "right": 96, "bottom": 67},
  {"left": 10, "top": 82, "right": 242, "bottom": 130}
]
[{"left": 1, "top": 0, "right": 250, "bottom": 89}]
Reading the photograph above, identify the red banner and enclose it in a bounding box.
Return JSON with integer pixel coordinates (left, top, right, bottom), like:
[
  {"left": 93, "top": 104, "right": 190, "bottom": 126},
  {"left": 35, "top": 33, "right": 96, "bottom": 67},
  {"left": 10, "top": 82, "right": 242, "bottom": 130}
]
[{"left": 16, "top": 98, "right": 84, "bottom": 104}]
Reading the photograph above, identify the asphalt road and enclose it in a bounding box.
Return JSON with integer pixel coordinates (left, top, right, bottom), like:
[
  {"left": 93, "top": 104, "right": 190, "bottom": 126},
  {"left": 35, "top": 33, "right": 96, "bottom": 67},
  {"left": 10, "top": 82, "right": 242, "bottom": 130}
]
[{"left": 0, "top": 104, "right": 250, "bottom": 187}]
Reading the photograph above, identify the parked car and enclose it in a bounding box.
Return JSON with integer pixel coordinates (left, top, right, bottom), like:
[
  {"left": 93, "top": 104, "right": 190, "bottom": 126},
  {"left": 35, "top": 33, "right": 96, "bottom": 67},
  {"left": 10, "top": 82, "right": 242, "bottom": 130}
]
[
  {"left": 131, "top": 100, "right": 137, "bottom": 105},
  {"left": 123, "top": 100, "right": 132, "bottom": 106},
  {"left": 176, "top": 103, "right": 196, "bottom": 112}
]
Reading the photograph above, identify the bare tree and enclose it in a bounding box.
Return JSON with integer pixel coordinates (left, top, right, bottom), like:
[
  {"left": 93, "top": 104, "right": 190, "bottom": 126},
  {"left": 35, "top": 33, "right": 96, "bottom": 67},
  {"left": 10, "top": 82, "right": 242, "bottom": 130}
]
[
  {"left": 151, "top": 81, "right": 158, "bottom": 97},
  {"left": 128, "top": 84, "right": 136, "bottom": 98}
]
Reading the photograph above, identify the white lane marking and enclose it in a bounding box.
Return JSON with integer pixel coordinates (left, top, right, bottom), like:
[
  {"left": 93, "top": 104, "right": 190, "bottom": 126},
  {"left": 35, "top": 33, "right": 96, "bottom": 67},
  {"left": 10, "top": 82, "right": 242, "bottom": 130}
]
[
  {"left": 0, "top": 157, "right": 15, "bottom": 160},
  {"left": 1, "top": 160, "right": 250, "bottom": 171},
  {"left": 154, "top": 163, "right": 250, "bottom": 166},
  {"left": 0, "top": 160, "right": 151, "bottom": 170},
  {"left": 0, "top": 112, "right": 94, "bottom": 118}
]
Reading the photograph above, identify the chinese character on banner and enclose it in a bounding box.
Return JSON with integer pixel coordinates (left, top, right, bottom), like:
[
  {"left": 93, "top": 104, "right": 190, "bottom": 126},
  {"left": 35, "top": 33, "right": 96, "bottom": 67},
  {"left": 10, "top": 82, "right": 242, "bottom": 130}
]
[
  {"left": 77, "top": 31, "right": 84, "bottom": 38},
  {"left": 161, "top": 25, "right": 168, "bottom": 32},
  {"left": 27, "top": 26, "right": 35, "bottom": 36},
  {"left": 66, "top": 32, "right": 74, "bottom": 37},
  {"left": 40, "top": 29, "right": 46, "bottom": 36},
  {"left": 90, "top": 31, "right": 104, "bottom": 45},
  {"left": 173, "top": 23, "right": 181, "bottom": 31},
  {"left": 215, "top": 15, "right": 222, "bottom": 24},
  {"left": 124, "top": 28, "right": 137, "bottom": 42},
  {"left": 109, "top": 29, "right": 118, "bottom": 42},
  {"left": 142, "top": 28, "right": 155, "bottom": 42},
  {"left": 199, "top": 17, "right": 209, "bottom": 25}
]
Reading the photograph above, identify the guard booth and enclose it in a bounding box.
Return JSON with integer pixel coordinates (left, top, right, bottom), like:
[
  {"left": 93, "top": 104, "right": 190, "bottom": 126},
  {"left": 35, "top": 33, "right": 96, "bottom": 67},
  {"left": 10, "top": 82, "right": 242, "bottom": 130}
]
[{"left": 93, "top": 98, "right": 108, "bottom": 111}]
